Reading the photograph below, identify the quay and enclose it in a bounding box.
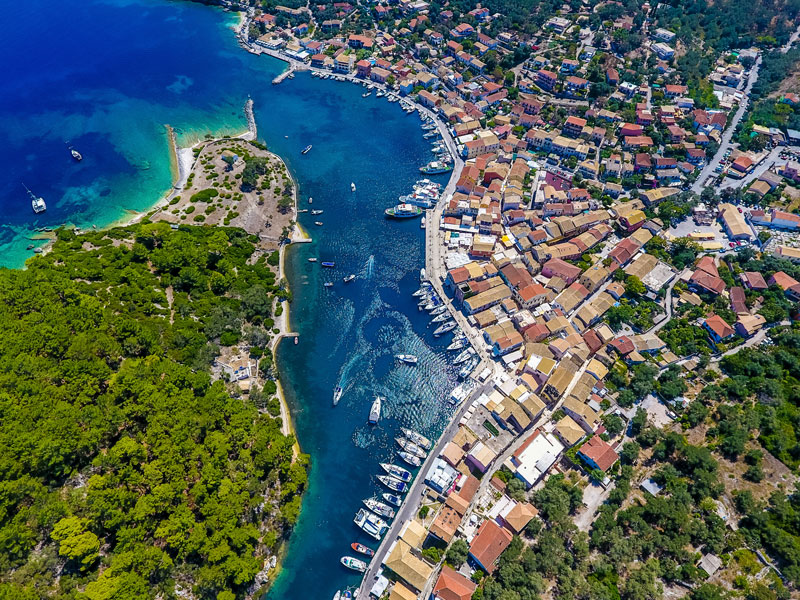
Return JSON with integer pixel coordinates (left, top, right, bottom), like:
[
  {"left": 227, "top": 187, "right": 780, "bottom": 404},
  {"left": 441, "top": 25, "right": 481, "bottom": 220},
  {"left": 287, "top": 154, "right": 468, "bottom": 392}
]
[{"left": 272, "top": 66, "right": 294, "bottom": 85}]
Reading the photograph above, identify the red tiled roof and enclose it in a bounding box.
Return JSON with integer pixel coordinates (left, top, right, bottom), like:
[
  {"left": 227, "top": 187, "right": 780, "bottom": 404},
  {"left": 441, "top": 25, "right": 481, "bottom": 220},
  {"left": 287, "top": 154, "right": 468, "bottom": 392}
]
[
  {"left": 469, "top": 520, "right": 513, "bottom": 573},
  {"left": 704, "top": 314, "right": 735, "bottom": 339},
  {"left": 579, "top": 435, "right": 619, "bottom": 471},
  {"left": 434, "top": 566, "right": 477, "bottom": 600}
]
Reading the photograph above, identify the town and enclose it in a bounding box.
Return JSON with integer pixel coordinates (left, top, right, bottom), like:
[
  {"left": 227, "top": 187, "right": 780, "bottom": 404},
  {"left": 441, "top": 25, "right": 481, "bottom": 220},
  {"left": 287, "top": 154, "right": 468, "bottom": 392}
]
[{"left": 225, "top": 1, "right": 800, "bottom": 599}]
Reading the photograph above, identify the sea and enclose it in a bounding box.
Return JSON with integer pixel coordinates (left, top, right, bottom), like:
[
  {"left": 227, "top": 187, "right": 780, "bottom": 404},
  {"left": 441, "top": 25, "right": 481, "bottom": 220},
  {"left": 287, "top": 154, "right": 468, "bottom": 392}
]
[{"left": 1, "top": 1, "right": 462, "bottom": 598}]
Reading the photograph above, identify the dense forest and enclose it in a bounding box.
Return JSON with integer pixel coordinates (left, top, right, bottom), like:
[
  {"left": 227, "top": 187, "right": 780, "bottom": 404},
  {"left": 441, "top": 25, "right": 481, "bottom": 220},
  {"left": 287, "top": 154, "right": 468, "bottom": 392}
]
[{"left": 0, "top": 224, "right": 306, "bottom": 600}]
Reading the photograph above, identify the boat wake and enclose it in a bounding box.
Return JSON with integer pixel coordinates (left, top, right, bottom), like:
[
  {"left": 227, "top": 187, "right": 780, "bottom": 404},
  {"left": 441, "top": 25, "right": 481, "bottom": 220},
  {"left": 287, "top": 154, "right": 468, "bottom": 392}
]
[{"left": 364, "top": 254, "right": 375, "bottom": 279}]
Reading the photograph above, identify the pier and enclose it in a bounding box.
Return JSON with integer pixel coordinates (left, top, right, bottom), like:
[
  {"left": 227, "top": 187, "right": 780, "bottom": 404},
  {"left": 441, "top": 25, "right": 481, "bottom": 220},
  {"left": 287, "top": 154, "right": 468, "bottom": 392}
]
[{"left": 272, "top": 66, "right": 294, "bottom": 85}]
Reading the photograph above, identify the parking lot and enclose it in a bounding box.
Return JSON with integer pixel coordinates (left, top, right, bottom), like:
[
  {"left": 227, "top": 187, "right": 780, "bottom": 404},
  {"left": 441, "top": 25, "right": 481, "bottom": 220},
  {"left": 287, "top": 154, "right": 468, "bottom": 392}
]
[{"left": 667, "top": 219, "right": 728, "bottom": 245}]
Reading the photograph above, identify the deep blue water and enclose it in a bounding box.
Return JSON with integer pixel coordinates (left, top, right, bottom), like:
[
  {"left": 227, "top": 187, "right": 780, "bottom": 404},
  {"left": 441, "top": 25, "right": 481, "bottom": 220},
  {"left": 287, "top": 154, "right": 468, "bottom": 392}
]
[{"left": 2, "top": 1, "right": 460, "bottom": 598}]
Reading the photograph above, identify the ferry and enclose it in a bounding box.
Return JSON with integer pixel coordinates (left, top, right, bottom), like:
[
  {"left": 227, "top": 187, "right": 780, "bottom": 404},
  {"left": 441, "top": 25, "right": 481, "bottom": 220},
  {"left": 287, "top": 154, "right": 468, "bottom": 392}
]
[
  {"left": 383, "top": 493, "right": 403, "bottom": 507},
  {"left": 301, "top": 144, "right": 312, "bottom": 155},
  {"left": 419, "top": 161, "right": 453, "bottom": 175},
  {"left": 377, "top": 475, "right": 409, "bottom": 493},
  {"left": 380, "top": 463, "right": 412, "bottom": 482},
  {"left": 395, "top": 354, "right": 418, "bottom": 365},
  {"left": 363, "top": 497, "right": 395, "bottom": 519},
  {"left": 401, "top": 428, "right": 432, "bottom": 450},
  {"left": 24, "top": 184, "right": 46, "bottom": 214},
  {"left": 343, "top": 274, "right": 356, "bottom": 283},
  {"left": 353, "top": 509, "right": 388, "bottom": 541},
  {"left": 395, "top": 437, "right": 426, "bottom": 458},
  {"left": 333, "top": 386, "right": 343, "bottom": 406},
  {"left": 396, "top": 451, "right": 422, "bottom": 467},
  {"left": 433, "top": 321, "right": 457, "bottom": 337},
  {"left": 340, "top": 555, "right": 368, "bottom": 572},
  {"left": 351, "top": 542, "right": 375, "bottom": 557},
  {"left": 322, "top": 261, "right": 335, "bottom": 268},
  {"left": 308, "top": 257, "right": 318, "bottom": 263},
  {"left": 385, "top": 203, "right": 423, "bottom": 219},
  {"left": 368, "top": 396, "right": 382, "bottom": 425}
]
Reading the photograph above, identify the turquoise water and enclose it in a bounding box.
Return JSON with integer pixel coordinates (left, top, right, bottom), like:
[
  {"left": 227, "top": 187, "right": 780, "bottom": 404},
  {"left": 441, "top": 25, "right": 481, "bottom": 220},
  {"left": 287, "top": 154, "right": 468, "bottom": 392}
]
[{"left": 2, "top": 1, "right": 461, "bottom": 598}]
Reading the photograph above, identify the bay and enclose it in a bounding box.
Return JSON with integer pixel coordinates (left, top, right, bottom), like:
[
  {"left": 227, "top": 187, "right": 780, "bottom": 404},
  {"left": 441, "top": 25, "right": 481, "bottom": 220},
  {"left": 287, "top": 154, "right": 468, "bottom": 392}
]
[{"left": 1, "top": 1, "right": 461, "bottom": 598}]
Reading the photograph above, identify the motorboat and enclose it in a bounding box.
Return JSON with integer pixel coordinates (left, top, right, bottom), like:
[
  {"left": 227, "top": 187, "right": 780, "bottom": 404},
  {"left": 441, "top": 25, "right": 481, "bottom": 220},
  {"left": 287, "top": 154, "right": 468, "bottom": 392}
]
[
  {"left": 395, "top": 354, "right": 418, "bottom": 365},
  {"left": 333, "top": 386, "right": 343, "bottom": 406},
  {"left": 419, "top": 268, "right": 426, "bottom": 282},
  {"left": 368, "top": 396, "right": 382, "bottom": 425},
  {"left": 395, "top": 437, "right": 426, "bottom": 459},
  {"left": 324, "top": 282, "right": 333, "bottom": 288},
  {"left": 380, "top": 463, "right": 412, "bottom": 482},
  {"left": 458, "top": 357, "right": 478, "bottom": 379},
  {"left": 314, "top": 221, "right": 323, "bottom": 226},
  {"left": 351, "top": 182, "right": 356, "bottom": 192},
  {"left": 340, "top": 555, "right": 368, "bottom": 572},
  {"left": 353, "top": 509, "right": 388, "bottom": 541},
  {"left": 363, "top": 497, "right": 396, "bottom": 519},
  {"left": 351, "top": 542, "right": 375, "bottom": 557},
  {"left": 453, "top": 348, "right": 476, "bottom": 365},
  {"left": 343, "top": 274, "right": 356, "bottom": 283},
  {"left": 433, "top": 321, "right": 457, "bottom": 336},
  {"left": 431, "top": 313, "right": 450, "bottom": 323},
  {"left": 447, "top": 336, "right": 467, "bottom": 351},
  {"left": 400, "top": 428, "right": 432, "bottom": 450},
  {"left": 308, "top": 257, "right": 318, "bottom": 263},
  {"left": 383, "top": 493, "right": 402, "bottom": 507}
]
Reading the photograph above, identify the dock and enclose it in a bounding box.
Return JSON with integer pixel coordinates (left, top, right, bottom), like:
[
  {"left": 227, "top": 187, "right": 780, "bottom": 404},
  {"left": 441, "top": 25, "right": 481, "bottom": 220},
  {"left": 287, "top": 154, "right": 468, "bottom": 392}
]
[{"left": 272, "top": 66, "right": 294, "bottom": 85}]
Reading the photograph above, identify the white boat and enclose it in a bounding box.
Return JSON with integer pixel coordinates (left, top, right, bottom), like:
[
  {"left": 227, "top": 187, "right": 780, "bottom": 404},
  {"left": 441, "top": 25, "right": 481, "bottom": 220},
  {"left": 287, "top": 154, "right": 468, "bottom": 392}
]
[
  {"left": 421, "top": 217, "right": 426, "bottom": 229},
  {"left": 315, "top": 221, "right": 323, "bottom": 226},
  {"left": 308, "top": 257, "right": 318, "bottom": 263},
  {"left": 383, "top": 493, "right": 402, "bottom": 507},
  {"left": 458, "top": 357, "right": 478, "bottom": 379},
  {"left": 343, "top": 274, "right": 356, "bottom": 283},
  {"left": 334, "top": 592, "right": 341, "bottom": 600},
  {"left": 450, "top": 382, "right": 472, "bottom": 406},
  {"left": 453, "top": 348, "right": 475, "bottom": 365},
  {"left": 395, "top": 354, "right": 418, "bottom": 365},
  {"left": 333, "top": 386, "right": 343, "bottom": 406},
  {"left": 400, "top": 428, "right": 432, "bottom": 450},
  {"left": 377, "top": 475, "right": 409, "bottom": 493},
  {"left": 351, "top": 182, "right": 356, "bottom": 192},
  {"left": 412, "top": 286, "right": 430, "bottom": 298},
  {"left": 396, "top": 451, "right": 422, "bottom": 467},
  {"left": 431, "top": 313, "right": 450, "bottom": 323},
  {"left": 380, "top": 463, "right": 412, "bottom": 482},
  {"left": 420, "top": 268, "right": 426, "bottom": 282},
  {"left": 430, "top": 305, "right": 447, "bottom": 316},
  {"left": 447, "top": 336, "right": 467, "bottom": 351},
  {"left": 311, "top": 209, "right": 324, "bottom": 215},
  {"left": 24, "top": 184, "right": 46, "bottom": 214},
  {"left": 363, "top": 497, "right": 396, "bottom": 519},
  {"left": 433, "top": 321, "right": 456, "bottom": 336},
  {"left": 324, "top": 282, "right": 333, "bottom": 288},
  {"left": 340, "top": 555, "right": 368, "bottom": 572},
  {"left": 368, "top": 396, "right": 382, "bottom": 425},
  {"left": 395, "top": 437, "right": 426, "bottom": 459},
  {"left": 353, "top": 509, "right": 389, "bottom": 540}
]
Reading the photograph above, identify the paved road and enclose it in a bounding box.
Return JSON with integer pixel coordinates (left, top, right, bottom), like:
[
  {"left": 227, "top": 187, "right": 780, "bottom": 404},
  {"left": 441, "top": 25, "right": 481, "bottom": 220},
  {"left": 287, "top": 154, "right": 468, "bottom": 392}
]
[
  {"left": 690, "top": 55, "right": 763, "bottom": 194},
  {"left": 718, "top": 146, "right": 782, "bottom": 191}
]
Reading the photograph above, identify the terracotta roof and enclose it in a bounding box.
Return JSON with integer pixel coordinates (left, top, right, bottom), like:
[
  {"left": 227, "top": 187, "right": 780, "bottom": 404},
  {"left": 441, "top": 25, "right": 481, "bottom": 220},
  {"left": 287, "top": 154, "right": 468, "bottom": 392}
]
[
  {"left": 704, "top": 314, "right": 735, "bottom": 339},
  {"left": 503, "top": 502, "right": 538, "bottom": 533},
  {"left": 469, "top": 520, "right": 513, "bottom": 573},
  {"left": 434, "top": 565, "right": 477, "bottom": 600},
  {"left": 578, "top": 435, "right": 619, "bottom": 471}
]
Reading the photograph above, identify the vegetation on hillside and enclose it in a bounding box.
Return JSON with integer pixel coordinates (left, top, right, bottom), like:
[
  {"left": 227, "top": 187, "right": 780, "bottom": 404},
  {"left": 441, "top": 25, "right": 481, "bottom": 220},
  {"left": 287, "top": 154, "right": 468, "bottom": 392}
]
[{"left": 0, "top": 224, "right": 306, "bottom": 600}]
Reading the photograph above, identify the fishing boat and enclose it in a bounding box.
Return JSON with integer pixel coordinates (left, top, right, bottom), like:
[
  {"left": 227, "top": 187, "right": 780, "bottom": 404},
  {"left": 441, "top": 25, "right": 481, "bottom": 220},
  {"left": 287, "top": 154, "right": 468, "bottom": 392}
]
[
  {"left": 458, "top": 357, "right": 478, "bottom": 379},
  {"left": 351, "top": 182, "right": 356, "bottom": 192},
  {"left": 383, "top": 493, "right": 402, "bottom": 507},
  {"left": 353, "top": 509, "right": 389, "bottom": 541},
  {"left": 395, "top": 354, "right": 418, "bottom": 365},
  {"left": 453, "top": 348, "right": 475, "bottom": 365},
  {"left": 401, "top": 428, "right": 432, "bottom": 450},
  {"left": 447, "top": 336, "right": 467, "bottom": 351},
  {"left": 377, "top": 475, "right": 409, "bottom": 493},
  {"left": 385, "top": 203, "right": 423, "bottom": 219},
  {"left": 433, "top": 321, "right": 457, "bottom": 337},
  {"left": 324, "top": 282, "right": 334, "bottom": 288},
  {"left": 380, "top": 463, "right": 412, "bottom": 482},
  {"left": 368, "top": 396, "right": 382, "bottom": 425},
  {"left": 395, "top": 437, "right": 426, "bottom": 459},
  {"left": 363, "top": 497, "right": 396, "bottom": 519},
  {"left": 315, "top": 221, "right": 323, "bottom": 226},
  {"left": 343, "top": 274, "right": 356, "bottom": 283},
  {"left": 431, "top": 313, "right": 450, "bottom": 324},
  {"left": 69, "top": 146, "right": 83, "bottom": 161},
  {"left": 351, "top": 542, "right": 375, "bottom": 557},
  {"left": 322, "top": 261, "right": 335, "bottom": 268},
  {"left": 308, "top": 257, "right": 318, "bottom": 263},
  {"left": 396, "top": 451, "right": 422, "bottom": 467},
  {"left": 419, "top": 161, "right": 453, "bottom": 175},
  {"left": 333, "top": 386, "right": 343, "bottom": 406},
  {"left": 301, "top": 144, "right": 312, "bottom": 155},
  {"left": 24, "top": 184, "right": 46, "bottom": 214},
  {"left": 311, "top": 209, "right": 324, "bottom": 215},
  {"left": 340, "top": 556, "right": 368, "bottom": 572}
]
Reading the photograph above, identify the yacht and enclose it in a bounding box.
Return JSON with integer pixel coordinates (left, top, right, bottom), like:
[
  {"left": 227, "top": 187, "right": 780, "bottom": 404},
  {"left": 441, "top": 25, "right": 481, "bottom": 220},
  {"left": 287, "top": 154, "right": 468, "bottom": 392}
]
[
  {"left": 430, "top": 305, "right": 447, "bottom": 316},
  {"left": 340, "top": 555, "right": 368, "bottom": 572},
  {"left": 419, "top": 161, "right": 453, "bottom": 175},
  {"left": 301, "top": 144, "right": 312, "bottom": 155},
  {"left": 447, "top": 336, "right": 467, "bottom": 351},
  {"left": 384, "top": 203, "right": 423, "bottom": 219},
  {"left": 380, "top": 463, "right": 412, "bottom": 482},
  {"left": 24, "top": 184, "right": 46, "bottom": 214},
  {"left": 353, "top": 509, "right": 389, "bottom": 540},
  {"left": 433, "top": 321, "right": 457, "bottom": 337},
  {"left": 453, "top": 348, "right": 476, "bottom": 365},
  {"left": 400, "top": 428, "right": 432, "bottom": 450},
  {"left": 395, "top": 354, "right": 418, "bottom": 365},
  {"left": 431, "top": 313, "right": 450, "bottom": 324},
  {"left": 311, "top": 209, "right": 324, "bottom": 215},
  {"left": 322, "top": 261, "right": 335, "bottom": 268},
  {"left": 458, "top": 357, "right": 478, "bottom": 379},
  {"left": 333, "top": 386, "right": 343, "bottom": 406},
  {"left": 377, "top": 475, "right": 409, "bottom": 493},
  {"left": 420, "top": 268, "right": 427, "bottom": 282},
  {"left": 363, "top": 497, "right": 395, "bottom": 519},
  {"left": 382, "top": 493, "right": 402, "bottom": 507},
  {"left": 351, "top": 182, "right": 356, "bottom": 192},
  {"left": 343, "top": 274, "right": 356, "bottom": 283},
  {"left": 368, "top": 396, "right": 382, "bottom": 425},
  {"left": 396, "top": 451, "right": 422, "bottom": 467},
  {"left": 395, "top": 437, "right": 426, "bottom": 459},
  {"left": 69, "top": 146, "right": 83, "bottom": 161},
  {"left": 450, "top": 382, "right": 472, "bottom": 406}
]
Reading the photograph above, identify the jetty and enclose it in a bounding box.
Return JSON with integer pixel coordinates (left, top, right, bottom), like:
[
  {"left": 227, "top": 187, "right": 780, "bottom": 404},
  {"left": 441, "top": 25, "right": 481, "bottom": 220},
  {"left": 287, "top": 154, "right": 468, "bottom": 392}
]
[{"left": 272, "top": 66, "right": 294, "bottom": 85}]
